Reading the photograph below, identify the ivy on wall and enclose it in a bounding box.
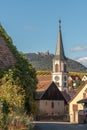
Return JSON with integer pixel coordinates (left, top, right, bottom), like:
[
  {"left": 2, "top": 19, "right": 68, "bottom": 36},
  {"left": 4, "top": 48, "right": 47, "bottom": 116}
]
[{"left": 0, "top": 24, "right": 38, "bottom": 129}]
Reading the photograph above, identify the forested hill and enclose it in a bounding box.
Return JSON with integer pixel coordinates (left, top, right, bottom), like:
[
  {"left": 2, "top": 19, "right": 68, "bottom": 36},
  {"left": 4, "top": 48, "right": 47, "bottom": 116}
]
[{"left": 25, "top": 52, "right": 87, "bottom": 72}]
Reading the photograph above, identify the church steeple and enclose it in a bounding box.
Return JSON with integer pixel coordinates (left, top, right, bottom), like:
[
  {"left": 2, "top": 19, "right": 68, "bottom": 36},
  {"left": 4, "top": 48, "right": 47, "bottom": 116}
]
[
  {"left": 54, "top": 20, "right": 66, "bottom": 60},
  {"left": 52, "top": 20, "right": 68, "bottom": 93}
]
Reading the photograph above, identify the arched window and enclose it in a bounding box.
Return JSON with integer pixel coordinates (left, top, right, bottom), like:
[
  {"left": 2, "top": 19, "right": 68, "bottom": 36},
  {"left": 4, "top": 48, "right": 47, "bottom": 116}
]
[{"left": 55, "top": 64, "right": 59, "bottom": 72}]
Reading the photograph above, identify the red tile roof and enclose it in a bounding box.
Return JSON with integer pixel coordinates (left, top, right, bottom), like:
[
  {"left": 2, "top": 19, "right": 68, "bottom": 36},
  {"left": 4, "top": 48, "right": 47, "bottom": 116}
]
[{"left": 37, "top": 75, "right": 52, "bottom": 91}]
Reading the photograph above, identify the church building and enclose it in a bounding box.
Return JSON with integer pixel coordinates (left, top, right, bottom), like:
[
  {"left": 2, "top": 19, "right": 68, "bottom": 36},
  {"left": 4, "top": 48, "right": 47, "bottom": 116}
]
[
  {"left": 36, "top": 21, "right": 69, "bottom": 120},
  {"left": 52, "top": 20, "right": 68, "bottom": 93}
]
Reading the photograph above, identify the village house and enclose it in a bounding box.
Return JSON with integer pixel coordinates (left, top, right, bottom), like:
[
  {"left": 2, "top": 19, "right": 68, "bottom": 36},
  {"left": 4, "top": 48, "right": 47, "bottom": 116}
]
[
  {"left": 35, "top": 82, "right": 68, "bottom": 120},
  {"left": 69, "top": 81, "right": 87, "bottom": 123}
]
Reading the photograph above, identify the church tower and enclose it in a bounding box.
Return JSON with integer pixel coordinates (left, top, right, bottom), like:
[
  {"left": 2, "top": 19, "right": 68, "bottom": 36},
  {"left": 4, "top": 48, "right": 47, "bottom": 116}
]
[{"left": 52, "top": 20, "right": 68, "bottom": 92}]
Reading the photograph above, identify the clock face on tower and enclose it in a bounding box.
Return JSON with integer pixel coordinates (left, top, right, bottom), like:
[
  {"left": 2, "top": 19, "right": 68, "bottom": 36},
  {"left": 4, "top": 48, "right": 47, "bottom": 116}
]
[{"left": 54, "top": 76, "right": 60, "bottom": 81}]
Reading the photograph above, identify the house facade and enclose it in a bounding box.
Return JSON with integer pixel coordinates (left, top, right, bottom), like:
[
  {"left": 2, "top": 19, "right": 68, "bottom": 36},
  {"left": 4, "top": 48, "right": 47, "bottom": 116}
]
[
  {"left": 36, "top": 82, "right": 68, "bottom": 118},
  {"left": 69, "top": 81, "right": 87, "bottom": 123}
]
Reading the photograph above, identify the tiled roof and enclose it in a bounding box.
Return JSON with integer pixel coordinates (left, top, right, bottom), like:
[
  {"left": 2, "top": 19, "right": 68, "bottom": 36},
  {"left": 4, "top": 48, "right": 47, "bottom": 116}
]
[
  {"left": 37, "top": 75, "right": 52, "bottom": 91},
  {"left": 35, "top": 90, "right": 45, "bottom": 100},
  {"left": 36, "top": 82, "right": 68, "bottom": 104},
  {"left": 36, "top": 75, "right": 71, "bottom": 102},
  {"left": 62, "top": 91, "right": 71, "bottom": 102}
]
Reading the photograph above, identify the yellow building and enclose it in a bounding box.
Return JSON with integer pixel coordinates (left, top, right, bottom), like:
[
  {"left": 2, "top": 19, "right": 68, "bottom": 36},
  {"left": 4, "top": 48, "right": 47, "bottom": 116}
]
[{"left": 69, "top": 81, "right": 87, "bottom": 123}]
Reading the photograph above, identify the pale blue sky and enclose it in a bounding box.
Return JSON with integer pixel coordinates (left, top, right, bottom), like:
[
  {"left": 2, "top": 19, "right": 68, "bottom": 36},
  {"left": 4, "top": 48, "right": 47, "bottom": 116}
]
[{"left": 0, "top": 0, "right": 87, "bottom": 65}]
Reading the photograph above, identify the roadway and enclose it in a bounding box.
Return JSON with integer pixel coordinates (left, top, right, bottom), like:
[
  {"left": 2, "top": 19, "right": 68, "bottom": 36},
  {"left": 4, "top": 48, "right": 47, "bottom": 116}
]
[{"left": 33, "top": 121, "right": 87, "bottom": 130}]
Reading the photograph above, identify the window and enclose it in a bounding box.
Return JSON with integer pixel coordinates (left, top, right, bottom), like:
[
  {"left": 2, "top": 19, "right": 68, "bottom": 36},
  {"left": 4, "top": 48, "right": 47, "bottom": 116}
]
[
  {"left": 64, "top": 64, "right": 66, "bottom": 72},
  {"left": 51, "top": 102, "right": 54, "bottom": 109},
  {"left": 64, "top": 76, "right": 67, "bottom": 81},
  {"left": 45, "top": 101, "right": 47, "bottom": 105},
  {"left": 55, "top": 64, "right": 59, "bottom": 72},
  {"left": 64, "top": 82, "right": 66, "bottom": 87},
  {"left": 73, "top": 104, "right": 78, "bottom": 111}
]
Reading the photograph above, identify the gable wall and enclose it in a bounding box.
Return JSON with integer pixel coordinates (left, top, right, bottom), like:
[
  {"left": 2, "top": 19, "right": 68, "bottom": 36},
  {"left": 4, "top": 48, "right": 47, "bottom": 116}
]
[
  {"left": 69, "top": 83, "right": 87, "bottom": 123},
  {"left": 39, "top": 100, "right": 64, "bottom": 116}
]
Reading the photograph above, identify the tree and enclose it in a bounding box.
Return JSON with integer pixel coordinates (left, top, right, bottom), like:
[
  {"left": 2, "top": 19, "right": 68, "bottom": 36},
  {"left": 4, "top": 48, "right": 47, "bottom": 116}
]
[
  {"left": 0, "top": 24, "right": 38, "bottom": 115},
  {"left": 0, "top": 69, "right": 25, "bottom": 129},
  {"left": 14, "top": 53, "right": 38, "bottom": 114},
  {"left": 0, "top": 24, "right": 38, "bottom": 129}
]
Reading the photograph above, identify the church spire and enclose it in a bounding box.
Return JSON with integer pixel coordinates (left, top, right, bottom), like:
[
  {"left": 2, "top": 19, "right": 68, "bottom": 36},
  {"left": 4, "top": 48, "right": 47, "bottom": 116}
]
[
  {"left": 55, "top": 20, "right": 66, "bottom": 60},
  {"left": 52, "top": 21, "right": 68, "bottom": 93}
]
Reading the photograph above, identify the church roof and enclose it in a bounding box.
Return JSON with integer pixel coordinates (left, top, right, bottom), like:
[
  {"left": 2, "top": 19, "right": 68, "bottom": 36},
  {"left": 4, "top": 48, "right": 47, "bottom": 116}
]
[
  {"left": 54, "top": 20, "right": 66, "bottom": 60},
  {"left": 35, "top": 81, "right": 68, "bottom": 104},
  {"left": 36, "top": 75, "right": 71, "bottom": 102}
]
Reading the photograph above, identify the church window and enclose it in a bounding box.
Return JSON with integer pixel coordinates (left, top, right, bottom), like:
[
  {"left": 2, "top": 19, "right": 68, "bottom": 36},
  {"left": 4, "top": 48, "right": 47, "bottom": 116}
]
[
  {"left": 51, "top": 102, "right": 54, "bottom": 109},
  {"left": 64, "top": 64, "right": 66, "bottom": 72},
  {"left": 64, "top": 82, "right": 67, "bottom": 87},
  {"left": 55, "top": 64, "right": 59, "bottom": 72},
  {"left": 64, "top": 76, "right": 67, "bottom": 81}
]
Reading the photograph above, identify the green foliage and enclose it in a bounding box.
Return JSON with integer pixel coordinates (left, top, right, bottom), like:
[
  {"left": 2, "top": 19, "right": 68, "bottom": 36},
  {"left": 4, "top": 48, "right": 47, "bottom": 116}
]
[
  {"left": 0, "top": 69, "right": 25, "bottom": 112},
  {"left": 0, "top": 99, "right": 9, "bottom": 130},
  {"left": 0, "top": 24, "right": 38, "bottom": 128},
  {"left": 14, "top": 53, "right": 38, "bottom": 114},
  {"left": 2, "top": 100, "right": 9, "bottom": 115},
  {"left": 0, "top": 24, "right": 38, "bottom": 114}
]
